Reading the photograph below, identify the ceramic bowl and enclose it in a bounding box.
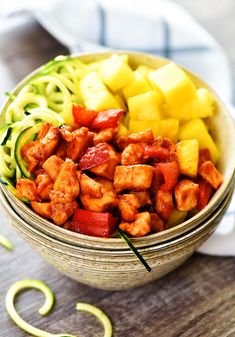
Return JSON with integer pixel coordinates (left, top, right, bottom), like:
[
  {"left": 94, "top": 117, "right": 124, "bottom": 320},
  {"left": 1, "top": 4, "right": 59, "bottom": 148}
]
[{"left": 0, "top": 52, "right": 235, "bottom": 289}]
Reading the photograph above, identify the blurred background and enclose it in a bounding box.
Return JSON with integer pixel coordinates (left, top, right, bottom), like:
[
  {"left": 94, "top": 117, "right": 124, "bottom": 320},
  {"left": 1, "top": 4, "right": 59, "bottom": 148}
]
[{"left": 0, "top": 0, "right": 234, "bottom": 104}]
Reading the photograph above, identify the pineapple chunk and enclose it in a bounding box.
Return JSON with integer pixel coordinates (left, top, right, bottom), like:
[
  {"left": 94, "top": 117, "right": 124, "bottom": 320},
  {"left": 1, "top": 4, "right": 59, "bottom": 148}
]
[
  {"left": 176, "top": 139, "right": 199, "bottom": 177},
  {"left": 166, "top": 88, "right": 214, "bottom": 120},
  {"left": 99, "top": 54, "right": 135, "bottom": 92},
  {"left": 159, "top": 119, "right": 179, "bottom": 143},
  {"left": 79, "top": 71, "right": 120, "bottom": 110},
  {"left": 118, "top": 123, "right": 129, "bottom": 137},
  {"left": 115, "top": 92, "right": 127, "bottom": 111},
  {"left": 128, "top": 91, "right": 163, "bottom": 121},
  {"left": 122, "top": 71, "right": 152, "bottom": 100},
  {"left": 166, "top": 209, "right": 188, "bottom": 228},
  {"left": 136, "top": 65, "right": 154, "bottom": 77},
  {"left": 129, "top": 120, "right": 160, "bottom": 137},
  {"left": 86, "top": 54, "right": 129, "bottom": 72},
  {"left": 179, "top": 118, "right": 220, "bottom": 163},
  {"left": 149, "top": 63, "right": 197, "bottom": 109}
]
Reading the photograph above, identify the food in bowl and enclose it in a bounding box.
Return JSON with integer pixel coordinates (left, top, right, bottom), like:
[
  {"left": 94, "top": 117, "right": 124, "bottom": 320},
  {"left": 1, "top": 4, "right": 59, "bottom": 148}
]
[{"left": 0, "top": 54, "right": 223, "bottom": 238}]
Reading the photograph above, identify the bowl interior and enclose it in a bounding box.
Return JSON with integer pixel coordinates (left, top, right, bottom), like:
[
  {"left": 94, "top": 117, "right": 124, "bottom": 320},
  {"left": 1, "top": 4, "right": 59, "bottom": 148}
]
[{"left": 1, "top": 51, "right": 235, "bottom": 249}]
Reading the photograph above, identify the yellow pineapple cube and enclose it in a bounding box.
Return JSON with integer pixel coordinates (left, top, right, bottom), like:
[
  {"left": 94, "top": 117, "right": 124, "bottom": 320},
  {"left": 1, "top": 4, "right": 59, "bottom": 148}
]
[
  {"left": 128, "top": 91, "right": 163, "bottom": 121},
  {"left": 117, "top": 123, "right": 129, "bottom": 137},
  {"left": 129, "top": 120, "right": 160, "bottom": 137},
  {"left": 79, "top": 71, "right": 120, "bottom": 110},
  {"left": 136, "top": 65, "right": 154, "bottom": 77},
  {"left": 179, "top": 118, "right": 220, "bottom": 163},
  {"left": 115, "top": 92, "right": 127, "bottom": 111},
  {"left": 148, "top": 63, "right": 197, "bottom": 109},
  {"left": 159, "top": 119, "right": 179, "bottom": 142},
  {"left": 99, "top": 54, "right": 135, "bottom": 92},
  {"left": 176, "top": 139, "right": 199, "bottom": 177},
  {"left": 122, "top": 71, "right": 152, "bottom": 100},
  {"left": 166, "top": 209, "right": 188, "bottom": 228},
  {"left": 166, "top": 88, "right": 214, "bottom": 120},
  {"left": 86, "top": 54, "right": 129, "bottom": 72}
]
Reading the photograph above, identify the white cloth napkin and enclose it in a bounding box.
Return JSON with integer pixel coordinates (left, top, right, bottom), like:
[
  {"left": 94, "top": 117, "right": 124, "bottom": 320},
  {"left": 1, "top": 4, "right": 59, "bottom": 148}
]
[{"left": 1, "top": 0, "right": 234, "bottom": 256}]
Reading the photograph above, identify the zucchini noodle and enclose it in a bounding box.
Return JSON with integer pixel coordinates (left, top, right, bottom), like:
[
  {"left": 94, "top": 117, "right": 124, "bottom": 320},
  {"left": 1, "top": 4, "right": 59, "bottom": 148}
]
[
  {"left": 5, "top": 279, "right": 76, "bottom": 337},
  {"left": 0, "top": 234, "right": 13, "bottom": 251}
]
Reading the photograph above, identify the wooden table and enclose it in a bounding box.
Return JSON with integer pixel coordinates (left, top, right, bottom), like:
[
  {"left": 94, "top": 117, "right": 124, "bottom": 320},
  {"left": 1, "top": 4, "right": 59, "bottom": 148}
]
[{"left": 1, "top": 2, "right": 235, "bottom": 336}]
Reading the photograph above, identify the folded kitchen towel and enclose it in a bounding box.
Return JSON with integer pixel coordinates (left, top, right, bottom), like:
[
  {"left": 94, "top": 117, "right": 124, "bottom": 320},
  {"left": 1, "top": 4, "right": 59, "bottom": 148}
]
[{"left": 1, "top": 0, "right": 234, "bottom": 256}]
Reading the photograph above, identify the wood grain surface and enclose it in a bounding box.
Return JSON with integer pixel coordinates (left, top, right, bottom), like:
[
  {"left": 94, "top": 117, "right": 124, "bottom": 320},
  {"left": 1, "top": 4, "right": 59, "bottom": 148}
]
[{"left": 1, "top": 1, "right": 235, "bottom": 336}]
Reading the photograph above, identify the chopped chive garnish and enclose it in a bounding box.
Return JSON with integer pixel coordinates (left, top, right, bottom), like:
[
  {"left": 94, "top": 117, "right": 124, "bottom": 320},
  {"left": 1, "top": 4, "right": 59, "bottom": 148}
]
[{"left": 118, "top": 230, "right": 152, "bottom": 272}]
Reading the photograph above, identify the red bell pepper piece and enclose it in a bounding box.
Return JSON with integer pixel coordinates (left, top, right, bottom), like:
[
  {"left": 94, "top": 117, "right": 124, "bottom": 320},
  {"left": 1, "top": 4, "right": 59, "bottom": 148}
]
[
  {"left": 70, "top": 209, "right": 117, "bottom": 237},
  {"left": 79, "top": 143, "right": 110, "bottom": 170},
  {"left": 197, "top": 178, "right": 213, "bottom": 211},
  {"left": 72, "top": 105, "right": 97, "bottom": 127},
  {"left": 143, "top": 144, "right": 170, "bottom": 160},
  {"left": 155, "top": 161, "right": 180, "bottom": 192},
  {"left": 91, "top": 109, "right": 123, "bottom": 129}
]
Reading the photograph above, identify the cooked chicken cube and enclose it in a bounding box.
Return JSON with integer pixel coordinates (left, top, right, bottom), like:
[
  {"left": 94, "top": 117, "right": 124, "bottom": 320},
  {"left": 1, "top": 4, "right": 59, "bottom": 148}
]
[
  {"left": 133, "top": 191, "right": 152, "bottom": 207},
  {"left": 150, "top": 213, "right": 165, "bottom": 232},
  {"left": 51, "top": 201, "right": 78, "bottom": 226},
  {"left": 114, "top": 165, "right": 153, "bottom": 193},
  {"left": 174, "top": 179, "right": 199, "bottom": 211},
  {"left": 58, "top": 125, "right": 73, "bottom": 142},
  {"left": 154, "top": 136, "right": 175, "bottom": 155},
  {"left": 42, "top": 155, "right": 64, "bottom": 182},
  {"left": 118, "top": 194, "right": 140, "bottom": 222},
  {"left": 67, "top": 127, "right": 93, "bottom": 162},
  {"left": 31, "top": 201, "right": 52, "bottom": 219},
  {"left": 80, "top": 187, "right": 118, "bottom": 213},
  {"left": 198, "top": 148, "right": 211, "bottom": 167},
  {"left": 93, "top": 128, "right": 116, "bottom": 145},
  {"left": 16, "top": 179, "right": 39, "bottom": 201},
  {"left": 80, "top": 174, "right": 103, "bottom": 198},
  {"left": 94, "top": 178, "right": 114, "bottom": 191},
  {"left": 119, "top": 212, "right": 151, "bottom": 237},
  {"left": 55, "top": 139, "right": 67, "bottom": 159},
  {"left": 155, "top": 190, "right": 173, "bottom": 220},
  {"left": 127, "top": 128, "right": 154, "bottom": 144},
  {"left": 90, "top": 144, "right": 120, "bottom": 180},
  {"left": 35, "top": 171, "right": 53, "bottom": 200},
  {"left": 21, "top": 126, "right": 59, "bottom": 172},
  {"left": 198, "top": 160, "right": 223, "bottom": 189},
  {"left": 121, "top": 143, "right": 145, "bottom": 165},
  {"left": 38, "top": 123, "right": 51, "bottom": 139},
  {"left": 115, "top": 135, "right": 129, "bottom": 150},
  {"left": 50, "top": 159, "right": 80, "bottom": 203}
]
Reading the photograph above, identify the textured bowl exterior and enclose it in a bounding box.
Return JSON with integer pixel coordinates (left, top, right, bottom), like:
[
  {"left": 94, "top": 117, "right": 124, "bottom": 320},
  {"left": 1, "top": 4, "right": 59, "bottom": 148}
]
[{"left": 0, "top": 186, "right": 233, "bottom": 290}]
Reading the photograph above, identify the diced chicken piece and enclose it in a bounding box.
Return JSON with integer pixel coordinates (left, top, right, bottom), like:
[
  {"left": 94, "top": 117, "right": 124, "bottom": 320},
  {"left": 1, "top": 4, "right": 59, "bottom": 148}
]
[
  {"left": 16, "top": 179, "right": 39, "bottom": 201},
  {"left": 80, "top": 187, "right": 118, "bottom": 213},
  {"left": 51, "top": 201, "right": 78, "bottom": 226},
  {"left": 80, "top": 174, "right": 103, "bottom": 198},
  {"left": 198, "top": 148, "right": 211, "bottom": 167},
  {"left": 121, "top": 144, "right": 145, "bottom": 165},
  {"left": 119, "top": 212, "right": 152, "bottom": 237},
  {"left": 50, "top": 159, "right": 80, "bottom": 203},
  {"left": 114, "top": 165, "right": 153, "bottom": 193},
  {"left": 115, "top": 135, "right": 129, "bottom": 150},
  {"left": 174, "top": 179, "right": 199, "bottom": 211},
  {"left": 55, "top": 139, "right": 67, "bottom": 159},
  {"left": 90, "top": 144, "right": 120, "bottom": 180},
  {"left": 93, "top": 128, "right": 116, "bottom": 145},
  {"left": 133, "top": 191, "right": 152, "bottom": 207},
  {"left": 35, "top": 171, "right": 53, "bottom": 200},
  {"left": 67, "top": 127, "right": 93, "bottom": 162},
  {"left": 21, "top": 126, "right": 59, "bottom": 172},
  {"left": 154, "top": 136, "right": 176, "bottom": 155},
  {"left": 155, "top": 190, "right": 173, "bottom": 220},
  {"left": 38, "top": 123, "right": 51, "bottom": 140},
  {"left": 58, "top": 125, "right": 73, "bottom": 142},
  {"left": 198, "top": 160, "right": 223, "bottom": 189},
  {"left": 150, "top": 213, "right": 165, "bottom": 232},
  {"left": 128, "top": 129, "right": 154, "bottom": 144},
  {"left": 93, "top": 178, "right": 114, "bottom": 191},
  {"left": 42, "top": 155, "right": 64, "bottom": 182},
  {"left": 118, "top": 194, "right": 140, "bottom": 222},
  {"left": 31, "top": 201, "right": 52, "bottom": 219}
]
